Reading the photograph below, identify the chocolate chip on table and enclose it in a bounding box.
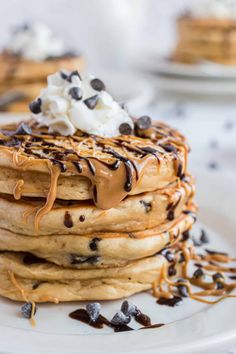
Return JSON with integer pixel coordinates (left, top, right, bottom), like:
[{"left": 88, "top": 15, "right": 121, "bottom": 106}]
[
  {"left": 208, "top": 161, "right": 219, "bottom": 170},
  {"left": 119, "top": 123, "right": 132, "bottom": 135},
  {"left": 84, "top": 95, "right": 99, "bottom": 109},
  {"left": 86, "top": 302, "right": 101, "bottom": 322},
  {"left": 200, "top": 229, "right": 209, "bottom": 244},
  {"left": 89, "top": 237, "right": 101, "bottom": 251},
  {"left": 121, "top": 300, "right": 139, "bottom": 316},
  {"left": 29, "top": 98, "right": 42, "bottom": 114},
  {"left": 193, "top": 268, "right": 204, "bottom": 279},
  {"left": 90, "top": 78, "right": 106, "bottom": 92},
  {"left": 69, "top": 87, "right": 83, "bottom": 100},
  {"left": 157, "top": 296, "right": 183, "bottom": 307},
  {"left": 21, "top": 302, "right": 37, "bottom": 319},
  {"left": 15, "top": 122, "right": 32, "bottom": 135},
  {"left": 135, "top": 116, "right": 152, "bottom": 130},
  {"left": 111, "top": 311, "right": 131, "bottom": 326}
]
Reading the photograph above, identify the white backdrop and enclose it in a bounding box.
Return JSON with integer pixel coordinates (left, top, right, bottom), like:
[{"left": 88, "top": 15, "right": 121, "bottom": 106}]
[{"left": 0, "top": 0, "right": 191, "bottom": 70}]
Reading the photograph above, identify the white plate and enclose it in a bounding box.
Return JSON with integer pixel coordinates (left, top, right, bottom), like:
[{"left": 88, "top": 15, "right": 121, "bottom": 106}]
[
  {"left": 145, "top": 56, "right": 236, "bottom": 80},
  {"left": 0, "top": 171, "right": 235, "bottom": 354}
]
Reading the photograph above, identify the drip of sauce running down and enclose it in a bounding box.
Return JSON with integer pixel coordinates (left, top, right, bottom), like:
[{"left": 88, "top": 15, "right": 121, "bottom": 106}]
[
  {"left": 0, "top": 121, "right": 189, "bottom": 230},
  {"left": 152, "top": 238, "right": 236, "bottom": 306},
  {"left": 69, "top": 308, "right": 164, "bottom": 332}
]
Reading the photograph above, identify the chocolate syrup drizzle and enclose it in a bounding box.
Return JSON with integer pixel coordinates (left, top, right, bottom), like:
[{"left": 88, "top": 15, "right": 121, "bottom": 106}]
[{"left": 0, "top": 121, "right": 189, "bottom": 229}]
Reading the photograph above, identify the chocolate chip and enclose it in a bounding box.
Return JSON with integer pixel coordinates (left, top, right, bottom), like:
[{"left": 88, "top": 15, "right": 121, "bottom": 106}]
[
  {"left": 212, "top": 272, "right": 224, "bottom": 282},
  {"left": 67, "top": 70, "right": 81, "bottom": 82},
  {"left": 111, "top": 311, "right": 131, "bottom": 326},
  {"left": 86, "top": 302, "right": 101, "bottom": 322},
  {"left": 119, "top": 123, "right": 132, "bottom": 135},
  {"left": 121, "top": 300, "right": 139, "bottom": 316},
  {"left": 160, "top": 144, "right": 177, "bottom": 154},
  {"left": 135, "top": 116, "right": 152, "bottom": 130},
  {"left": 216, "top": 281, "right": 224, "bottom": 290},
  {"left": 139, "top": 200, "right": 152, "bottom": 213},
  {"left": 15, "top": 122, "right": 32, "bottom": 135},
  {"left": 177, "top": 279, "right": 189, "bottom": 297},
  {"left": 70, "top": 254, "right": 100, "bottom": 265},
  {"left": 29, "top": 98, "right": 42, "bottom": 114},
  {"left": 23, "top": 253, "right": 45, "bottom": 265},
  {"left": 161, "top": 249, "right": 175, "bottom": 263},
  {"left": 167, "top": 210, "right": 175, "bottom": 221},
  {"left": 193, "top": 268, "right": 204, "bottom": 279},
  {"left": 21, "top": 302, "right": 37, "bottom": 319},
  {"left": 178, "top": 252, "right": 185, "bottom": 263},
  {"left": 208, "top": 161, "right": 218, "bottom": 170},
  {"left": 90, "top": 78, "right": 106, "bottom": 91},
  {"left": 84, "top": 95, "right": 99, "bottom": 109},
  {"left": 64, "top": 211, "right": 73, "bottom": 228},
  {"left": 89, "top": 237, "right": 101, "bottom": 251},
  {"left": 60, "top": 71, "right": 68, "bottom": 80},
  {"left": 200, "top": 229, "right": 209, "bottom": 244},
  {"left": 182, "top": 230, "right": 190, "bottom": 241},
  {"left": 69, "top": 87, "right": 83, "bottom": 100},
  {"left": 168, "top": 264, "right": 177, "bottom": 276},
  {"left": 79, "top": 215, "right": 85, "bottom": 222}
]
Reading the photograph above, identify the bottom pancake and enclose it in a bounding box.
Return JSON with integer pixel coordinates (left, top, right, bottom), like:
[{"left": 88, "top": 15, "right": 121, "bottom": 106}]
[
  {"left": 0, "top": 252, "right": 167, "bottom": 302},
  {"left": 0, "top": 207, "right": 196, "bottom": 268}
]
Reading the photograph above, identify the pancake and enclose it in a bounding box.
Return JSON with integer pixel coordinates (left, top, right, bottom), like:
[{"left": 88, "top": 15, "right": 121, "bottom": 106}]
[
  {"left": 0, "top": 53, "right": 85, "bottom": 82},
  {"left": 0, "top": 120, "right": 189, "bottom": 215},
  {"left": 0, "top": 177, "right": 194, "bottom": 235},
  {"left": 172, "top": 15, "right": 236, "bottom": 64},
  {"left": 0, "top": 207, "right": 196, "bottom": 268},
  {"left": 0, "top": 252, "right": 168, "bottom": 302}
]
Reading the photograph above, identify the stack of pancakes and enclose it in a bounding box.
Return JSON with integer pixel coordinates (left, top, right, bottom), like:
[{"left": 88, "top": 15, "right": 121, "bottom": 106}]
[
  {"left": 0, "top": 120, "right": 196, "bottom": 303},
  {"left": 172, "top": 14, "right": 236, "bottom": 64},
  {"left": 0, "top": 53, "right": 85, "bottom": 112}
]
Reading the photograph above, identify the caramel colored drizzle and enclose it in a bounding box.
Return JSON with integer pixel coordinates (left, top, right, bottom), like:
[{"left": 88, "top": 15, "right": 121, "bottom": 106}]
[
  {"left": 153, "top": 239, "right": 236, "bottom": 305},
  {"left": 8, "top": 270, "right": 36, "bottom": 326},
  {"left": 34, "top": 163, "right": 60, "bottom": 231},
  {"left": 0, "top": 121, "right": 189, "bottom": 230},
  {"left": 13, "top": 179, "right": 24, "bottom": 200}
]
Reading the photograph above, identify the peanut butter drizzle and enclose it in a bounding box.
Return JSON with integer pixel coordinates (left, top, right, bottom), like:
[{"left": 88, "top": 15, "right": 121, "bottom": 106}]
[
  {"left": 0, "top": 121, "right": 189, "bottom": 230},
  {"left": 8, "top": 270, "right": 36, "bottom": 326},
  {"left": 152, "top": 238, "right": 236, "bottom": 306},
  {"left": 34, "top": 163, "right": 60, "bottom": 231},
  {"left": 13, "top": 179, "right": 24, "bottom": 200}
]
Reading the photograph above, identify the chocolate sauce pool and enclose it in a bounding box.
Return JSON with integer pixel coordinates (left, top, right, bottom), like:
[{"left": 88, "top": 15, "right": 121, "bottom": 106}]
[{"left": 69, "top": 308, "right": 164, "bottom": 332}]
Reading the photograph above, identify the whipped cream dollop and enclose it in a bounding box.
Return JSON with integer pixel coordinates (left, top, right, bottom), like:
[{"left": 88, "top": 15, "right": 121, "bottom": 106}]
[
  {"left": 189, "top": 0, "right": 236, "bottom": 19},
  {"left": 6, "top": 23, "right": 65, "bottom": 61},
  {"left": 29, "top": 71, "right": 134, "bottom": 137}
]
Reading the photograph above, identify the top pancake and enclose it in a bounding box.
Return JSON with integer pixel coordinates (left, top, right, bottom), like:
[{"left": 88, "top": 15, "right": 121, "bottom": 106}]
[{"left": 0, "top": 120, "right": 189, "bottom": 210}]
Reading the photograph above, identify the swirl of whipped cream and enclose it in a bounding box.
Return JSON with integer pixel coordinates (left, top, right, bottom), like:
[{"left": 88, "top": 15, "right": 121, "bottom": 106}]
[
  {"left": 6, "top": 23, "right": 65, "bottom": 61},
  {"left": 30, "top": 71, "right": 134, "bottom": 137},
  {"left": 190, "top": 0, "right": 236, "bottom": 19}
]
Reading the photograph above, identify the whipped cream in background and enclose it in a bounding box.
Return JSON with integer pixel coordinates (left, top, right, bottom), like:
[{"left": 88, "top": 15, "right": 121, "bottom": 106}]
[
  {"left": 7, "top": 23, "right": 65, "bottom": 61},
  {"left": 190, "top": 0, "right": 236, "bottom": 19},
  {"left": 31, "top": 71, "right": 134, "bottom": 137}
]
